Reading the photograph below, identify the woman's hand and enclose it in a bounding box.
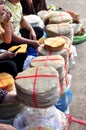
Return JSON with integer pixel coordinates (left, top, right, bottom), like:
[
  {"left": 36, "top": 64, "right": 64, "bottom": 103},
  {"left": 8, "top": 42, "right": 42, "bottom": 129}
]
[
  {"left": 0, "top": 8, "right": 12, "bottom": 43},
  {"left": 28, "top": 40, "right": 40, "bottom": 48},
  {"left": 29, "top": 29, "right": 37, "bottom": 40},
  {"left": 4, "top": 87, "right": 20, "bottom": 104},
  {"left": 2, "top": 8, "right": 12, "bottom": 25},
  {"left": 0, "top": 51, "right": 16, "bottom": 60},
  {"left": 0, "top": 124, "right": 17, "bottom": 130}
]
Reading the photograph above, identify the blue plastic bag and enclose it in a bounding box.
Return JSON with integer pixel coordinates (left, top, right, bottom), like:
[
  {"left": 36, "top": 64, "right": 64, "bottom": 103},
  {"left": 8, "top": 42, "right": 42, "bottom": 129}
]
[
  {"left": 55, "top": 88, "right": 72, "bottom": 113},
  {"left": 27, "top": 47, "right": 38, "bottom": 57}
]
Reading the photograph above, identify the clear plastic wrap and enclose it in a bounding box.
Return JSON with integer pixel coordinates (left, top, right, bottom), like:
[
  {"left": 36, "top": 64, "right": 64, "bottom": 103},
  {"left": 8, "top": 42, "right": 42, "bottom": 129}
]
[
  {"left": 69, "top": 45, "right": 77, "bottom": 69},
  {"left": 13, "top": 106, "right": 68, "bottom": 130}
]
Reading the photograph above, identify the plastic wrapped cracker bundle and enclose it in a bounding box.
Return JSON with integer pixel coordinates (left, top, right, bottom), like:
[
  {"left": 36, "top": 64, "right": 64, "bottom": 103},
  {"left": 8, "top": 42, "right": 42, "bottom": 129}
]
[
  {"left": 13, "top": 106, "right": 68, "bottom": 130},
  {"left": 37, "top": 10, "right": 73, "bottom": 24},
  {"left": 48, "top": 10, "right": 73, "bottom": 24},
  {"left": 44, "top": 37, "right": 65, "bottom": 51},
  {"left": 45, "top": 23, "right": 74, "bottom": 41},
  {"left": 44, "top": 36, "right": 73, "bottom": 54},
  {"left": 37, "top": 37, "right": 71, "bottom": 73},
  {"left": 61, "top": 36, "right": 72, "bottom": 49},
  {"left": 30, "top": 55, "right": 66, "bottom": 94},
  {"left": 15, "top": 66, "right": 61, "bottom": 108},
  {"left": 37, "top": 10, "right": 53, "bottom": 22},
  {"left": 61, "top": 36, "right": 73, "bottom": 65},
  {"left": 72, "top": 23, "right": 83, "bottom": 35}
]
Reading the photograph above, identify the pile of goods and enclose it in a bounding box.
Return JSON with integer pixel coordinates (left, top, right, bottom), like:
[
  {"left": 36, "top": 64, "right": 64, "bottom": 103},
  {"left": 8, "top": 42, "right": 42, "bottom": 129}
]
[
  {"left": 2, "top": 4, "right": 85, "bottom": 130},
  {"left": 13, "top": 8, "right": 74, "bottom": 130},
  {"left": 38, "top": 36, "right": 71, "bottom": 73}
]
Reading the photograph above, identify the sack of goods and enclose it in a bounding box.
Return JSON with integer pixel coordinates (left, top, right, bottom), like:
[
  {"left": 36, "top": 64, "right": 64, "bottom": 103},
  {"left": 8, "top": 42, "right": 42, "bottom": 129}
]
[
  {"left": 13, "top": 106, "right": 68, "bottom": 130},
  {"left": 45, "top": 23, "right": 74, "bottom": 41},
  {"left": 38, "top": 36, "right": 71, "bottom": 73},
  {"left": 37, "top": 10, "right": 73, "bottom": 24},
  {"left": 30, "top": 55, "right": 66, "bottom": 94},
  {"left": 15, "top": 66, "right": 61, "bottom": 108}
]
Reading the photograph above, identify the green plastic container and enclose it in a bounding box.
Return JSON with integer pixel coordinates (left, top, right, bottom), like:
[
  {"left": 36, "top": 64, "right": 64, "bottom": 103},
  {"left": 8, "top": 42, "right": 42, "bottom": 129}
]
[{"left": 73, "top": 31, "right": 86, "bottom": 45}]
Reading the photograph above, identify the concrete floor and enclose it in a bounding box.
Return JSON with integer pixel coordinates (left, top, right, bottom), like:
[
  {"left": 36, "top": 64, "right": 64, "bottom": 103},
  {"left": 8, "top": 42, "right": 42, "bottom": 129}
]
[
  {"left": 46, "top": 0, "right": 86, "bottom": 28},
  {"left": 46, "top": 1, "right": 86, "bottom": 130}
]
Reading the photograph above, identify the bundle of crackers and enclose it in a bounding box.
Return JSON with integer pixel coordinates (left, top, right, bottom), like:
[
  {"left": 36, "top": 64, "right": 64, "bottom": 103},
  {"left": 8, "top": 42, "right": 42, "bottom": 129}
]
[{"left": 15, "top": 66, "right": 60, "bottom": 108}]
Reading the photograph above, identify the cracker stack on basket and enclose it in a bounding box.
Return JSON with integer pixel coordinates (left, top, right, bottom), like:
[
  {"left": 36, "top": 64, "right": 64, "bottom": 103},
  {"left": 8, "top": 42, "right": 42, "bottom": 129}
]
[
  {"left": 30, "top": 55, "right": 66, "bottom": 94},
  {"left": 38, "top": 36, "right": 71, "bottom": 73},
  {"left": 44, "top": 36, "right": 65, "bottom": 51},
  {"left": 15, "top": 66, "right": 61, "bottom": 108}
]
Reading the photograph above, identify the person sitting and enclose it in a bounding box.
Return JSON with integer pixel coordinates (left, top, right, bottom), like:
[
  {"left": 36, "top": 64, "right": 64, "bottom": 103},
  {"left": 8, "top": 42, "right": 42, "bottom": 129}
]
[
  {"left": 0, "top": 0, "right": 19, "bottom": 104},
  {"left": 0, "top": 0, "right": 22, "bottom": 72},
  {"left": 0, "top": 5, "right": 21, "bottom": 130},
  {"left": 5, "top": 0, "right": 44, "bottom": 40},
  {"left": 0, "top": 0, "right": 17, "bottom": 78},
  {"left": 0, "top": 0, "right": 42, "bottom": 72},
  {"left": 0, "top": 51, "right": 17, "bottom": 78},
  {"left": 20, "top": 0, "right": 47, "bottom": 15}
]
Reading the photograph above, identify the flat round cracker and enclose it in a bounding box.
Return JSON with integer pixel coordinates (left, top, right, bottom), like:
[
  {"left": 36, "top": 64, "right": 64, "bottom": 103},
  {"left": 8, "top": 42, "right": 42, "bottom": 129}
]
[{"left": 44, "top": 36, "right": 66, "bottom": 51}]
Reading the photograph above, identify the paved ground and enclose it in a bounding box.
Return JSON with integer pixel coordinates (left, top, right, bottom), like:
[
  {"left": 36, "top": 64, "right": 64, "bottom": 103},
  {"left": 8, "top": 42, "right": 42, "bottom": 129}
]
[
  {"left": 46, "top": 1, "right": 86, "bottom": 130},
  {"left": 46, "top": 0, "right": 86, "bottom": 28}
]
